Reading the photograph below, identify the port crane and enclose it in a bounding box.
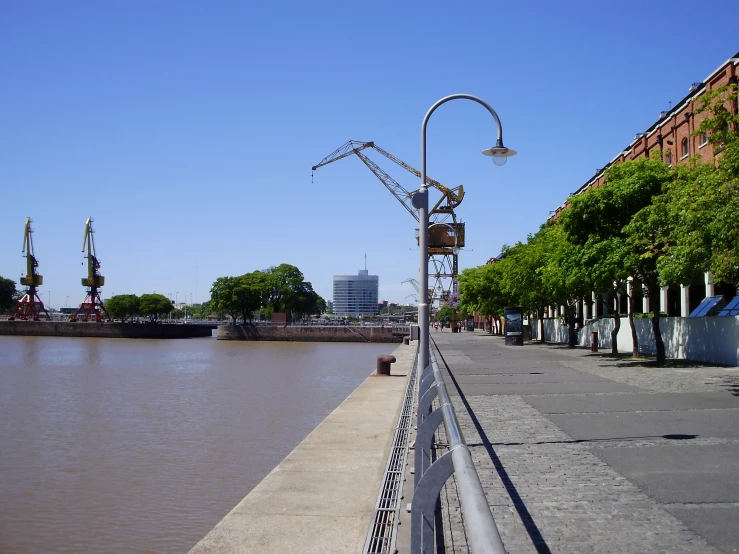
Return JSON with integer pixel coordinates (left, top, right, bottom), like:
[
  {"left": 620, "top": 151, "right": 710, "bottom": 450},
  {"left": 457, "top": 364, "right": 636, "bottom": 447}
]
[
  {"left": 312, "top": 140, "right": 465, "bottom": 302},
  {"left": 71, "top": 218, "right": 110, "bottom": 322},
  {"left": 401, "top": 277, "right": 432, "bottom": 303},
  {"left": 9, "top": 218, "right": 50, "bottom": 320}
]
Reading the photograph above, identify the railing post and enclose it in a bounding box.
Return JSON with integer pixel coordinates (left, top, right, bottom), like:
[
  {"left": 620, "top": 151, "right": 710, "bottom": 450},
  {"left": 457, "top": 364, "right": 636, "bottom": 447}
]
[
  {"left": 414, "top": 404, "right": 443, "bottom": 489},
  {"left": 410, "top": 449, "right": 455, "bottom": 554},
  {"left": 411, "top": 344, "right": 506, "bottom": 554}
]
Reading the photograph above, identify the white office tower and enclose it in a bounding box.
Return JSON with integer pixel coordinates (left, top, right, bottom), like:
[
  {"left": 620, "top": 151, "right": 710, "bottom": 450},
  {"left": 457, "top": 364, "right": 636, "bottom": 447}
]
[{"left": 333, "top": 269, "right": 379, "bottom": 316}]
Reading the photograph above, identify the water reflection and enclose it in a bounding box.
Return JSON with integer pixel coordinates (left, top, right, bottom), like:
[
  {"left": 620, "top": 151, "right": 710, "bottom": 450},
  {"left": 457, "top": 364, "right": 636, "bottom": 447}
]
[{"left": 0, "top": 336, "right": 394, "bottom": 553}]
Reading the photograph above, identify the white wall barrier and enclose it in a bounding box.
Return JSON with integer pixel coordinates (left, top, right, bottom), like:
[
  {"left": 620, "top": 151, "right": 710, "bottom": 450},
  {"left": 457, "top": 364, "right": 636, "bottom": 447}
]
[{"left": 530, "top": 316, "right": 739, "bottom": 367}]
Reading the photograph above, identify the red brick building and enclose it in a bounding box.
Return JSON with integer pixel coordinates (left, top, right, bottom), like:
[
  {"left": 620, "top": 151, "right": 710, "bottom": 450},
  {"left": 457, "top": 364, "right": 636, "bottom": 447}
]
[
  {"left": 548, "top": 52, "right": 739, "bottom": 319},
  {"left": 552, "top": 52, "right": 738, "bottom": 220}
]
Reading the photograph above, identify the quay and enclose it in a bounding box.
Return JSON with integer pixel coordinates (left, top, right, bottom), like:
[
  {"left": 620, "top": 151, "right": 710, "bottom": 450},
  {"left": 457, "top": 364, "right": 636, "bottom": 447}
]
[
  {"left": 188, "top": 329, "right": 739, "bottom": 553},
  {"left": 0, "top": 320, "right": 215, "bottom": 339},
  {"left": 189, "top": 342, "right": 415, "bottom": 553}
]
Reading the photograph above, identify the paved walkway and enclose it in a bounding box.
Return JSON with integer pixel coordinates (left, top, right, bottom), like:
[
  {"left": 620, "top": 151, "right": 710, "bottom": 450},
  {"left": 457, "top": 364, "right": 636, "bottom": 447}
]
[{"left": 428, "top": 330, "right": 739, "bottom": 554}]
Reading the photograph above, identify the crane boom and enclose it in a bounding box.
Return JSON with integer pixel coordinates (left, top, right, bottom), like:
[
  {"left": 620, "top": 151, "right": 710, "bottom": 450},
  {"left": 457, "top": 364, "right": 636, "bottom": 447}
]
[
  {"left": 311, "top": 140, "right": 464, "bottom": 219},
  {"left": 313, "top": 140, "right": 465, "bottom": 305},
  {"left": 20, "top": 217, "right": 42, "bottom": 287}
]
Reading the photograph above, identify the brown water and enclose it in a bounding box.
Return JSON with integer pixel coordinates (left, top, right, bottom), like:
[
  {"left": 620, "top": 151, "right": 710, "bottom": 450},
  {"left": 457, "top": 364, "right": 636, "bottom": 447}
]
[{"left": 0, "top": 335, "right": 395, "bottom": 553}]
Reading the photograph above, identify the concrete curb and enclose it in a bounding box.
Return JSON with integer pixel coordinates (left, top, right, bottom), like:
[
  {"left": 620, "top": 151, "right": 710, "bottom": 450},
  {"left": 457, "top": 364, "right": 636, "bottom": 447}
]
[{"left": 188, "top": 342, "right": 416, "bottom": 554}]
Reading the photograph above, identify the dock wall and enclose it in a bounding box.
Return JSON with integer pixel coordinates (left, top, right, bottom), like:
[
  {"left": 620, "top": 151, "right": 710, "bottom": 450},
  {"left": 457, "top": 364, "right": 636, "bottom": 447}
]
[
  {"left": 217, "top": 324, "right": 403, "bottom": 343},
  {"left": 0, "top": 321, "right": 214, "bottom": 339}
]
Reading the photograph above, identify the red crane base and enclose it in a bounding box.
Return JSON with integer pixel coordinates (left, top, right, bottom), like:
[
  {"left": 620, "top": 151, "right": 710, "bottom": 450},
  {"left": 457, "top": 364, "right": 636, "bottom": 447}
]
[
  {"left": 71, "top": 290, "right": 110, "bottom": 322},
  {"left": 9, "top": 289, "right": 50, "bottom": 321}
]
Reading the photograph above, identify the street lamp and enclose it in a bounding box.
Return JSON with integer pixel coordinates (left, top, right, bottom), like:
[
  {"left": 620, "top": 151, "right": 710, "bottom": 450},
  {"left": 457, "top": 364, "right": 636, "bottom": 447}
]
[{"left": 413, "top": 94, "right": 516, "bottom": 369}]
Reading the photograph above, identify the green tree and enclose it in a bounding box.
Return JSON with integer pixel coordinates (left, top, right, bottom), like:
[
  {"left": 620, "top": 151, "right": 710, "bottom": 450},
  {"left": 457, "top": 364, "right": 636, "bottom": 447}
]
[
  {"left": 499, "top": 231, "right": 552, "bottom": 342},
  {"left": 659, "top": 83, "right": 739, "bottom": 285},
  {"left": 0, "top": 277, "right": 17, "bottom": 314},
  {"left": 138, "top": 293, "right": 174, "bottom": 322},
  {"left": 106, "top": 294, "right": 140, "bottom": 321},
  {"left": 539, "top": 224, "right": 592, "bottom": 347},
  {"left": 188, "top": 301, "right": 213, "bottom": 320},
  {"left": 263, "top": 263, "right": 306, "bottom": 315},
  {"left": 435, "top": 305, "right": 454, "bottom": 324},
  {"left": 560, "top": 158, "right": 672, "bottom": 357},
  {"left": 458, "top": 263, "right": 509, "bottom": 334},
  {"left": 210, "top": 275, "right": 262, "bottom": 324}
]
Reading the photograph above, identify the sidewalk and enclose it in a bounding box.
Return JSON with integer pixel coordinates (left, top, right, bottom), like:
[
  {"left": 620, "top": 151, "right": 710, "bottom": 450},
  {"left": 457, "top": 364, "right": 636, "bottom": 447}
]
[{"left": 430, "top": 330, "right": 739, "bottom": 554}]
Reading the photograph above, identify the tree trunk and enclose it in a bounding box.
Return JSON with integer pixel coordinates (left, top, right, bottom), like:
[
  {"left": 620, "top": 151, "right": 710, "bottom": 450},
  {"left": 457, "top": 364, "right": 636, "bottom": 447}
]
[
  {"left": 628, "top": 290, "right": 639, "bottom": 358},
  {"left": 567, "top": 303, "right": 578, "bottom": 348},
  {"left": 611, "top": 312, "right": 620, "bottom": 354},
  {"left": 651, "top": 311, "right": 666, "bottom": 363},
  {"left": 538, "top": 307, "right": 546, "bottom": 343}
]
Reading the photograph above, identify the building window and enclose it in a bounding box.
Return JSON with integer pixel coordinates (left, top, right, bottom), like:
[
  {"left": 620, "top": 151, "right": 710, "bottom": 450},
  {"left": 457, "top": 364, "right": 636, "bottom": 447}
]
[
  {"left": 699, "top": 131, "right": 708, "bottom": 146},
  {"left": 665, "top": 150, "right": 672, "bottom": 165},
  {"left": 681, "top": 138, "right": 689, "bottom": 158}
]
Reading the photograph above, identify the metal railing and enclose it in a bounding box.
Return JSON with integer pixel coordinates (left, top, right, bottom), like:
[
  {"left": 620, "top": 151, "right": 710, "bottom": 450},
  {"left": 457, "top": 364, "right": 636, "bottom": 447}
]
[{"left": 411, "top": 344, "right": 506, "bottom": 554}]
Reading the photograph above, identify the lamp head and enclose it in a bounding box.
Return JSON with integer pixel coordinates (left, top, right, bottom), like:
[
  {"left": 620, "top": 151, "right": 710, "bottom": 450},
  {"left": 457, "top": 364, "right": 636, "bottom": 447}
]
[{"left": 482, "top": 139, "right": 517, "bottom": 166}]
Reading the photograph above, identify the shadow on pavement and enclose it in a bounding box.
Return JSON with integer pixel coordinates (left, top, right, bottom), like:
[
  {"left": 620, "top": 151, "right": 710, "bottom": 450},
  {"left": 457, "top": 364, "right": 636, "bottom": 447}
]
[
  {"left": 467, "top": 434, "right": 698, "bottom": 447},
  {"left": 434, "top": 345, "right": 553, "bottom": 554}
]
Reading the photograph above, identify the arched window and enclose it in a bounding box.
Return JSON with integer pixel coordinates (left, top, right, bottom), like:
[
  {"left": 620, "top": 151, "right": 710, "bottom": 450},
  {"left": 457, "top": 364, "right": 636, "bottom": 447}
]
[
  {"left": 665, "top": 150, "right": 673, "bottom": 165},
  {"left": 699, "top": 131, "right": 708, "bottom": 146},
  {"left": 681, "top": 137, "right": 689, "bottom": 158}
]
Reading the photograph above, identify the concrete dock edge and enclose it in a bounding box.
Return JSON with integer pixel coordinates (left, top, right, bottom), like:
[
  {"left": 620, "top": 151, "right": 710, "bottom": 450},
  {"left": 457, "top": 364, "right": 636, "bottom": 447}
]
[{"left": 188, "top": 342, "right": 416, "bottom": 554}]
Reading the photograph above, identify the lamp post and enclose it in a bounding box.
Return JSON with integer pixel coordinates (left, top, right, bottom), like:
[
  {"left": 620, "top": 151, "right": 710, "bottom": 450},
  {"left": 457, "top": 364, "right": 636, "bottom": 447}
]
[{"left": 413, "top": 94, "right": 516, "bottom": 369}]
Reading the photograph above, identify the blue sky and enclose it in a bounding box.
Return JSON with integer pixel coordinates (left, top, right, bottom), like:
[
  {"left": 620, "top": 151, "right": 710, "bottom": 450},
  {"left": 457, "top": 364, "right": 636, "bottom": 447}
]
[{"left": 1, "top": 1, "right": 737, "bottom": 309}]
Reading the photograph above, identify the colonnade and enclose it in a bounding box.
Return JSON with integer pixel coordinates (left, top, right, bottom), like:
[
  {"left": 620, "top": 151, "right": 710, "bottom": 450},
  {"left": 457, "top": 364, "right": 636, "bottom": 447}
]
[{"left": 543, "top": 271, "right": 716, "bottom": 321}]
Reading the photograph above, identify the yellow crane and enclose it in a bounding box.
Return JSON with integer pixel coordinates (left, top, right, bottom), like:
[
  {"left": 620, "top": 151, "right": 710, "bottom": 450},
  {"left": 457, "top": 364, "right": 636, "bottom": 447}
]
[
  {"left": 312, "top": 140, "right": 464, "bottom": 302},
  {"left": 9, "top": 217, "right": 50, "bottom": 320},
  {"left": 71, "top": 217, "right": 110, "bottom": 322}
]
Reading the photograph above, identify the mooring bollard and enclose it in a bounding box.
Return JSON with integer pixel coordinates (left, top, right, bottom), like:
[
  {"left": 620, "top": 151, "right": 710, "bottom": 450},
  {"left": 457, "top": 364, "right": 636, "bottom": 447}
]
[
  {"left": 376, "top": 355, "right": 397, "bottom": 376},
  {"left": 403, "top": 335, "right": 410, "bottom": 345},
  {"left": 590, "top": 331, "right": 598, "bottom": 353}
]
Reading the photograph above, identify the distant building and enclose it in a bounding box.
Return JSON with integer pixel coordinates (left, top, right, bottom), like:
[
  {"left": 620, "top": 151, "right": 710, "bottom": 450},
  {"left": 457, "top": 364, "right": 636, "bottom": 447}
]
[{"left": 333, "top": 269, "right": 379, "bottom": 317}]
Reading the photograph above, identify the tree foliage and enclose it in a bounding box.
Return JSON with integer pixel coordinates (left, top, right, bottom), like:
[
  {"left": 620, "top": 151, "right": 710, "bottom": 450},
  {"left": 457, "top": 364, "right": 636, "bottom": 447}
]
[
  {"left": 454, "top": 85, "right": 738, "bottom": 363},
  {"left": 209, "top": 264, "right": 326, "bottom": 324},
  {"left": 106, "top": 294, "right": 140, "bottom": 321},
  {"left": 0, "top": 277, "right": 17, "bottom": 314},
  {"left": 138, "top": 293, "right": 174, "bottom": 322}
]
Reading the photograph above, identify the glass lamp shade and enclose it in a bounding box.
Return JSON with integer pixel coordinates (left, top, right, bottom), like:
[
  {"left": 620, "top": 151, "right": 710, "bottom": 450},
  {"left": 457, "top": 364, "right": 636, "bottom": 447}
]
[{"left": 482, "top": 146, "right": 517, "bottom": 166}]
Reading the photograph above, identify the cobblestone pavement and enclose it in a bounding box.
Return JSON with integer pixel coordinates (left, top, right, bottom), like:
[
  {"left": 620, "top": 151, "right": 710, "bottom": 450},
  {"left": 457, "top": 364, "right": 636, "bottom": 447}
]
[{"left": 424, "top": 332, "right": 739, "bottom": 554}]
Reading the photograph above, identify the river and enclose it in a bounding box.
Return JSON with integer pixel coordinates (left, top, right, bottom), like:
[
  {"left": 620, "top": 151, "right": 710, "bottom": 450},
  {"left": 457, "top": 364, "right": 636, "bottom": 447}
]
[{"left": 0, "top": 335, "right": 395, "bottom": 553}]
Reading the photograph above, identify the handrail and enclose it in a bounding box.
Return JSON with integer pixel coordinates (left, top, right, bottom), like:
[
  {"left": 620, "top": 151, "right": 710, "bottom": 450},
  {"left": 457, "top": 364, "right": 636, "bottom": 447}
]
[{"left": 411, "top": 344, "right": 505, "bottom": 554}]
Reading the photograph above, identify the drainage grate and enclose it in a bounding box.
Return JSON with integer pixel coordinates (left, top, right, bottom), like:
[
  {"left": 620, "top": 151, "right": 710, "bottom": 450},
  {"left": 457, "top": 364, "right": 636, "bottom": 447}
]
[{"left": 362, "top": 350, "right": 418, "bottom": 554}]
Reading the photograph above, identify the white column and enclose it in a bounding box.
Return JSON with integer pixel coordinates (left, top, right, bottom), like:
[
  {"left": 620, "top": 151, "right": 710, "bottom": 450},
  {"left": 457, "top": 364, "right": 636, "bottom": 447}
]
[
  {"left": 705, "top": 272, "right": 715, "bottom": 297},
  {"left": 660, "top": 286, "right": 669, "bottom": 315},
  {"left": 681, "top": 284, "right": 690, "bottom": 317},
  {"left": 641, "top": 281, "right": 649, "bottom": 313},
  {"left": 592, "top": 291, "right": 598, "bottom": 318}
]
